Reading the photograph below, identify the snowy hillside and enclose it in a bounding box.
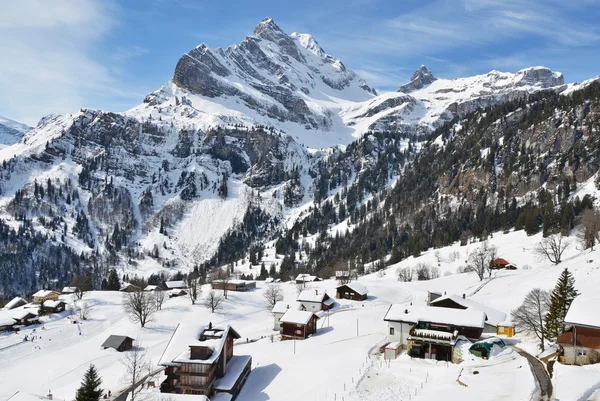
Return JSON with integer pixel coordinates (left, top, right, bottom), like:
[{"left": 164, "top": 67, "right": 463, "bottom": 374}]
[
  {"left": 0, "top": 115, "right": 30, "bottom": 149},
  {"left": 3, "top": 228, "right": 600, "bottom": 401}
]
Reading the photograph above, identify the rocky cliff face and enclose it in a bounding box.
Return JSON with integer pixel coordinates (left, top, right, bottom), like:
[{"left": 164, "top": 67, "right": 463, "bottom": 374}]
[{"left": 0, "top": 115, "right": 30, "bottom": 149}]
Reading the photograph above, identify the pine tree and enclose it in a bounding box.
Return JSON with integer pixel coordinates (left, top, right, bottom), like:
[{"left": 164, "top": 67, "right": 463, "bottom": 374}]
[
  {"left": 75, "top": 364, "right": 103, "bottom": 401},
  {"left": 544, "top": 268, "right": 579, "bottom": 341},
  {"left": 107, "top": 268, "right": 120, "bottom": 291}
]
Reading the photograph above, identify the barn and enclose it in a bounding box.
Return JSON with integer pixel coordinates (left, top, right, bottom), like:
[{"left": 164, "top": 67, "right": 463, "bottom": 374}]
[
  {"left": 101, "top": 335, "right": 135, "bottom": 352},
  {"left": 335, "top": 282, "right": 368, "bottom": 301},
  {"left": 279, "top": 310, "right": 319, "bottom": 339}
]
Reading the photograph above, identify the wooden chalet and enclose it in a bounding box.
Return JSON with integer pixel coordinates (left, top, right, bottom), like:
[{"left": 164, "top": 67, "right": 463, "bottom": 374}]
[
  {"left": 426, "top": 291, "right": 442, "bottom": 306},
  {"left": 384, "top": 305, "right": 485, "bottom": 362},
  {"left": 43, "top": 300, "right": 66, "bottom": 314},
  {"left": 211, "top": 280, "right": 256, "bottom": 292},
  {"left": 557, "top": 296, "right": 600, "bottom": 365},
  {"left": 12, "top": 310, "right": 40, "bottom": 326},
  {"left": 119, "top": 283, "right": 140, "bottom": 292},
  {"left": 336, "top": 282, "right": 368, "bottom": 301},
  {"left": 491, "top": 258, "right": 516, "bottom": 270},
  {"left": 168, "top": 288, "right": 187, "bottom": 298},
  {"left": 144, "top": 285, "right": 162, "bottom": 292},
  {"left": 101, "top": 335, "right": 135, "bottom": 352},
  {"left": 295, "top": 274, "right": 321, "bottom": 284},
  {"left": 61, "top": 286, "right": 78, "bottom": 294},
  {"left": 164, "top": 280, "right": 188, "bottom": 290},
  {"left": 3, "top": 297, "right": 27, "bottom": 310},
  {"left": 297, "top": 289, "right": 335, "bottom": 312},
  {"left": 31, "top": 290, "right": 60, "bottom": 304},
  {"left": 159, "top": 324, "right": 252, "bottom": 398},
  {"left": 279, "top": 310, "right": 319, "bottom": 339}
]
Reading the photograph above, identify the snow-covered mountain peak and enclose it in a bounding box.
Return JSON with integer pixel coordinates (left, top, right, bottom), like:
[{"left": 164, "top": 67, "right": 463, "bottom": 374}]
[
  {"left": 290, "top": 32, "right": 325, "bottom": 57},
  {"left": 0, "top": 115, "right": 31, "bottom": 149},
  {"left": 398, "top": 65, "right": 438, "bottom": 93}
]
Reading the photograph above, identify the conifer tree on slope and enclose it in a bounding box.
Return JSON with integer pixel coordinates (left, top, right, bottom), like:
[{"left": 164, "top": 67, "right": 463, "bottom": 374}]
[
  {"left": 75, "top": 364, "right": 103, "bottom": 401},
  {"left": 544, "top": 268, "right": 579, "bottom": 341},
  {"left": 107, "top": 268, "right": 121, "bottom": 291}
]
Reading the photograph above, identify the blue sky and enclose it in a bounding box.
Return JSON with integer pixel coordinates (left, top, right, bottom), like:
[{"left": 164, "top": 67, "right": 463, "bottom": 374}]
[{"left": 1, "top": 0, "right": 600, "bottom": 125}]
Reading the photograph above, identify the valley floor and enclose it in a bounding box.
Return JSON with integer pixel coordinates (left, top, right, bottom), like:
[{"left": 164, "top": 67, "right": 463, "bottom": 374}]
[{"left": 3, "top": 229, "right": 600, "bottom": 401}]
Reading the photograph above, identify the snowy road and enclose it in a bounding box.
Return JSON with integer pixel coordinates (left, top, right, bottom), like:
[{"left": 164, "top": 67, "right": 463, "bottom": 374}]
[{"left": 512, "top": 347, "right": 552, "bottom": 400}]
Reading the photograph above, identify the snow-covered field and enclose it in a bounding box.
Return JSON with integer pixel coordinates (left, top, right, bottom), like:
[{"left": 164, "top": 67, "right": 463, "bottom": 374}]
[{"left": 3, "top": 228, "right": 600, "bottom": 401}]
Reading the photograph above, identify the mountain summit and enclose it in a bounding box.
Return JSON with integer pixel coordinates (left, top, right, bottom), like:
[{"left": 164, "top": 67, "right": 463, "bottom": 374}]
[{"left": 398, "top": 65, "right": 437, "bottom": 93}]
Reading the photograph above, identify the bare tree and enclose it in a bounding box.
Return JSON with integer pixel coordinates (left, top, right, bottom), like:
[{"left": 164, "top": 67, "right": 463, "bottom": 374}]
[
  {"left": 71, "top": 300, "right": 91, "bottom": 320},
  {"left": 154, "top": 290, "right": 165, "bottom": 311},
  {"left": 511, "top": 288, "right": 550, "bottom": 351},
  {"left": 430, "top": 266, "right": 441, "bottom": 279},
  {"left": 295, "top": 281, "right": 309, "bottom": 295},
  {"left": 534, "top": 234, "right": 570, "bottom": 264},
  {"left": 448, "top": 250, "right": 460, "bottom": 262},
  {"left": 121, "top": 344, "right": 150, "bottom": 401},
  {"left": 396, "top": 266, "right": 413, "bottom": 282},
  {"left": 263, "top": 285, "right": 283, "bottom": 311},
  {"left": 123, "top": 290, "right": 157, "bottom": 327},
  {"left": 202, "top": 290, "right": 224, "bottom": 313},
  {"left": 578, "top": 209, "right": 600, "bottom": 251},
  {"left": 467, "top": 241, "right": 497, "bottom": 281},
  {"left": 213, "top": 268, "right": 230, "bottom": 299},
  {"left": 415, "top": 263, "right": 432, "bottom": 281},
  {"left": 187, "top": 275, "right": 202, "bottom": 305},
  {"left": 70, "top": 273, "right": 93, "bottom": 300},
  {"left": 434, "top": 251, "right": 442, "bottom": 264}
]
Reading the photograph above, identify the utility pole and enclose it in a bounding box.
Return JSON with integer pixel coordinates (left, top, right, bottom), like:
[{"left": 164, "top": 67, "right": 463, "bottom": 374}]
[{"left": 357, "top": 319, "right": 359, "bottom": 337}]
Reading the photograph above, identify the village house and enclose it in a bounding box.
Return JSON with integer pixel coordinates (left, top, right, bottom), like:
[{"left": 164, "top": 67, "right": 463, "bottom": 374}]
[
  {"left": 101, "top": 335, "right": 135, "bottom": 352},
  {"left": 335, "top": 282, "right": 368, "bottom": 301},
  {"left": 491, "top": 258, "right": 517, "bottom": 270},
  {"left": 61, "top": 286, "right": 78, "bottom": 294},
  {"left": 384, "top": 305, "right": 486, "bottom": 361},
  {"left": 12, "top": 309, "right": 40, "bottom": 326},
  {"left": 295, "top": 274, "right": 322, "bottom": 284},
  {"left": 2, "top": 297, "right": 27, "bottom": 310},
  {"left": 144, "top": 285, "right": 162, "bottom": 292},
  {"left": 557, "top": 296, "right": 600, "bottom": 365},
  {"left": 279, "top": 309, "right": 319, "bottom": 339},
  {"left": 271, "top": 301, "right": 304, "bottom": 331},
  {"left": 165, "top": 280, "right": 188, "bottom": 290},
  {"left": 297, "top": 289, "right": 335, "bottom": 312},
  {"left": 43, "top": 300, "right": 66, "bottom": 314},
  {"left": 159, "top": 323, "right": 252, "bottom": 398},
  {"left": 211, "top": 280, "right": 256, "bottom": 292},
  {"left": 119, "top": 283, "right": 140, "bottom": 292},
  {"left": 168, "top": 289, "right": 188, "bottom": 298},
  {"left": 426, "top": 291, "right": 443, "bottom": 306},
  {"left": 31, "top": 290, "right": 60, "bottom": 304},
  {"left": 429, "top": 293, "right": 507, "bottom": 335}
]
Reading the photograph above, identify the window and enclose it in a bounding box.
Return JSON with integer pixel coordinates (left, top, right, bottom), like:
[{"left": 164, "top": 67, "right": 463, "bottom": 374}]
[{"left": 389, "top": 327, "right": 395, "bottom": 335}]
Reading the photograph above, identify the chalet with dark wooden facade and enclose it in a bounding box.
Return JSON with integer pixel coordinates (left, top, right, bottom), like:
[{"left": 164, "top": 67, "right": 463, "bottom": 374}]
[
  {"left": 12, "top": 310, "right": 40, "bottom": 326},
  {"left": 336, "top": 282, "right": 368, "bottom": 301},
  {"left": 279, "top": 310, "right": 319, "bottom": 339},
  {"left": 558, "top": 296, "right": 600, "bottom": 365},
  {"left": 3, "top": 297, "right": 27, "bottom": 310},
  {"left": 159, "top": 323, "right": 252, "bottom": 398},
  {"left": 43, "top": 300, "right": 66, "bottom": 314}
]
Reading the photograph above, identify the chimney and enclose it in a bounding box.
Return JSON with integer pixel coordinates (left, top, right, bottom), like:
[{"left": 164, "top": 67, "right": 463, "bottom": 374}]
[
  {"left": 404, "top": 309, "right": 409, "bottom": 314},
  {"left": 315, "top": 289, "right": 318, "bottom": 295},
  {"left": 47, "top": 391, "right": 53, "bottom": 400},
  {"left": 462, "top": 293, "right": 465, "bottom": 299}
]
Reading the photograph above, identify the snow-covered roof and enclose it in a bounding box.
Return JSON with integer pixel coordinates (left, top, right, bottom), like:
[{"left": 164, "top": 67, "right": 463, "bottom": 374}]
[
  {"left": 165, "top": 280, "right": 187, "bottom": 289},
  {"left": 297, "top": 290, "right": 327, "bottom": 303},
  {"left": 564, "top": 296, "right": 600, "bottom": 328},
  {"left": 296, "top": 274, "right": 319, "bottom": 282},
  {"left": 323, "top": 298, "right": 335, "bottom": 307},
  {"left": 32, "top": 290, "right": 58, "bottom": 298},
  {"left": 340, "top": 282, "right": 368, "bottom": 296},
  {"left": 498, "top": 321, "right": 514, "bottom": 327},
  {"left": 12, "top": 309, "right": 38, "bottom": 320},
  {"left": 384, "top": 305, "right": 486, "bottom": 329},
  {"left": 214, "top": 354, "right": 252, "bottom": 391},
  {"left": 144, "top": 285, "right": 159, "bottom": 291},
  {"left": 119, "top": 283, "right": 139, "bottom": 291},
  {"left": 272, "top": 301, "right": 303, "bottom": 314},
  {"left": 280, "top": 310, "right": 318, "bottom": 325},
  {"left": 62, "top": 287, "right": 78, "bottom": 293},
  {"left": 4, "top": 297, "right": 27, "bottom": 310},
  {"left": 101, "top": 335, "right": 134, "bottom": 349},
  {"left": 168, "top": 288, "right": 187, "bottom": 295},
  {"left": 159, "top": 323, "right": 239, "bottom": 367},
  {"left": 0, "top": 310, "right": 15, "bottom": 326},
  {"left": 43, "top": 300, "right": 64, "bottom": 308},
  {"left": 430, "top": 294, "right": 507, "bottom": 325}
]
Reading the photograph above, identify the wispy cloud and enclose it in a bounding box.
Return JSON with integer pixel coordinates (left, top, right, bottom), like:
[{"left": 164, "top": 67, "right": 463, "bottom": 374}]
[{"left": 0, "top": 0, "right": 144, "bottom": 125}]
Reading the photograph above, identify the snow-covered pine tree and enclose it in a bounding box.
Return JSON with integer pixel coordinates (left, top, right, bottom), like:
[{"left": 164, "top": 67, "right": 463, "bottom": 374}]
[
  {"left": 544, "top": 268, "right": 579, "bottom": 341},
  {"left": 75, "top": 364, "right": 103, "bottom": 401},
  {"left": 107, "top": 268, "right": 120, "bottom": 291}
]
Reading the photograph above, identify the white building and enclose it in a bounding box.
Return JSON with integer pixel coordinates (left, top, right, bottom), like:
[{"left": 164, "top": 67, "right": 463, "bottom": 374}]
[{"left": 296, "top": 289, "right": 335, "bottom": 312}]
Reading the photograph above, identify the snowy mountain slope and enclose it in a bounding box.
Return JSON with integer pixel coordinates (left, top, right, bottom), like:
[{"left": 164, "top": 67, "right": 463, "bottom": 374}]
[
  {"left": 0, "top": 115, "right": 31, "bottom": 149},
  {"left": 342, "top": 65, "right": 565, "bottom": 133}
]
